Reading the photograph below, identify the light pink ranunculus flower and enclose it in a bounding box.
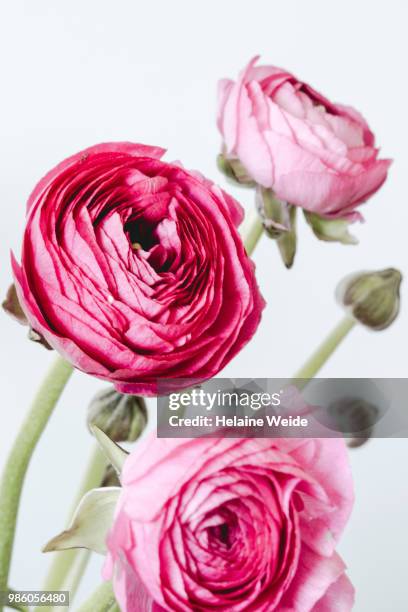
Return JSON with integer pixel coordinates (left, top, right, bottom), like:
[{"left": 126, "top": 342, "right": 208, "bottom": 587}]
[
  {"left": 218, "top": 56, "right": 391, "bottom": 220},
  {"left": 12, "top": 143, "right": 264, "bottom": 395},
  {"left": 104, "top": 436, "right": 355, "bottom": 611}
]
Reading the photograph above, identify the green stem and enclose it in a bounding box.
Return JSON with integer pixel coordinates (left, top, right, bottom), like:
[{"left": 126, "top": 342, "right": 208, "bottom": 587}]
[
  {"left": 76, "top": 582, "right": 116, "bottom": 612},
  {"left": 37, "top": 445, "right": 106, "bottom": 612},
  {"left": 241, "top": 209, "right": 264, "bottom": 256},
  {"left": 0, "top": 356, "right": 73, "bottom": 609},
  {"left": 292, "top": 315, "right": 356, "bottom": 387},
  {"left": 3, "top": 589, "right": 29, "bottom": 612},
  {"left": 66, "top": 550, "right": 91, "bottom": 604},
  {"left": 239, "top": 207, "right": 356, "bottom": 385}
]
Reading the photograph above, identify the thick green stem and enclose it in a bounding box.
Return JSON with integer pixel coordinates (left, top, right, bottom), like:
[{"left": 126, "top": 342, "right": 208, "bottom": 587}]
[
  {"left": 240, "top": 211, "right": 357, "bottom": 387},
  {"left": 241, "top": 209, "right": 264, "bottom": 256},
  {"left": 65, "top": 550, "right": 91, "bottom": 604},
  {"left": 3, "top": 589, "right": 29, "bottom": 611},
  {"left": 0, "top": 356, "right": 73, "bottom": 609},
  {"left": 292, "top": 315, "right": 356, "bottom": 386},
  {"left": 38, "top": 445, "right": 106, "bottom": 612},
  {"left": 76, "top": 582, "right": 116, "bottom": 612}
]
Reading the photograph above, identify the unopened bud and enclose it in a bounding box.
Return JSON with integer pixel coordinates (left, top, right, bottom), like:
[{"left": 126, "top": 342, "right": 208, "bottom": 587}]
[
  {"left": 337, "top": 268, "right": 402, "bottom": 331},
  {"left": 87, "top": 388, "right": 147, "bottom": 443},
  {"left": 3, "top": 283, "right": 53, "bottom": 349},
  {"left": 328, "top": 397, "right": 380, "bottom": 448},
  {"left": 256, "top": 188, "right": 297, "bottom": 268},
  {"left": 2, "top": 284, "right": 27, "bottom": 325},
  {"left": 101, "top": 464, "right": 121, "bottom": 488}
]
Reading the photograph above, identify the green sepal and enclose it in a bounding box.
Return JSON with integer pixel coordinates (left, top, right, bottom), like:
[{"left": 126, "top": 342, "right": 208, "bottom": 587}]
[{"left": 304, "top": 211, "right": 358, "bottom": 245}]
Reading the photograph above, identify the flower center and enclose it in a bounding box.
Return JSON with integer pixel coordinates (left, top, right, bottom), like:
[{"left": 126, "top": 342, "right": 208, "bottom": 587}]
[
  {"left": 208, "top": 522, "right": 232, "bottom": 548},
  {"left": 123, "top": 213, "right": 181, "bottom": 275},
  {"left": 124, "top": 217, "right": 158, "bottom": 251}
]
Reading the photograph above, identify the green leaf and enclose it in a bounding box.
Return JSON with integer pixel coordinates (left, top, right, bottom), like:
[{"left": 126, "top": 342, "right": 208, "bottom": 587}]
[
  {"left": 5, "top": 589, "right": 29, "bottom": 612},
  {"left": 91, "top": 425, "right": 128, "bottom": 474},
  {"left": 43, "top": 487, "right": 121, "bottom": 554}
]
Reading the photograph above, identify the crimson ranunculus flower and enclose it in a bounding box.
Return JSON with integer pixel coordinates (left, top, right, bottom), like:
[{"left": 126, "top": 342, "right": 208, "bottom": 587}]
[
  {"left": 12, "top": 143, "right": 264, "bottom": 395},
  {"left": 104, "top": 435, "right": 355, "bottom": 611}
]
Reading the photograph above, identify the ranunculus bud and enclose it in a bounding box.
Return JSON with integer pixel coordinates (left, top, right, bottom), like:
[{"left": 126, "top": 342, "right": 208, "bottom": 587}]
[
  {"left": 315, "top": 396, "right": 381, "bottom": 448},
  {"left": 256, "top": 187, "right": 297, "bottom": 268},
  {"left": 2, "top": 283, "right": 27, "bottom": 325},
  {"left": 3, "top": 283, "right": 53, "bottom": 349},
  {"left": 337, "top": 268, "right": 402, "bottom": 331},
  {"left": 87, "top": 388, "right": 147, "bottom": 443},
  {"left": 338, "top": 398, "right": 379, "bottom": 449},
  {"left": 101, "top": 464, "right": 121, "bottom": 488}
]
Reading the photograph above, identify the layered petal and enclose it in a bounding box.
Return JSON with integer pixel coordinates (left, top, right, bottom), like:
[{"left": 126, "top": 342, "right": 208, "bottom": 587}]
[
  {"left": 217, "top": 57, "right": 391, "bottom": 219},
  {"left": 13, "top": 143, "right": 264, "bottom": 394},
  {"left": 105, "top": 435, "right": 354, "bottom": 611}
]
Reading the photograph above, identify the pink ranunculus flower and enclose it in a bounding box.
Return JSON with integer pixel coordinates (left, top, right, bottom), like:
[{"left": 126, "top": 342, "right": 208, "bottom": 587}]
[
  {"left": 104, "top": 435, "right": 355, "bottom": 611},
  {"left": 12, "top": 143, "right": 264, "bottom": 395},
  {"left": 218, "top": 56, "right": 391, "bottom": 220}
]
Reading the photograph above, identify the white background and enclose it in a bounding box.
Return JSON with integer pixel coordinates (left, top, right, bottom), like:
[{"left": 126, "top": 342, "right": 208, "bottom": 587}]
[{"left": 0, "top": 1, "right": 407, "bottom": 610}]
